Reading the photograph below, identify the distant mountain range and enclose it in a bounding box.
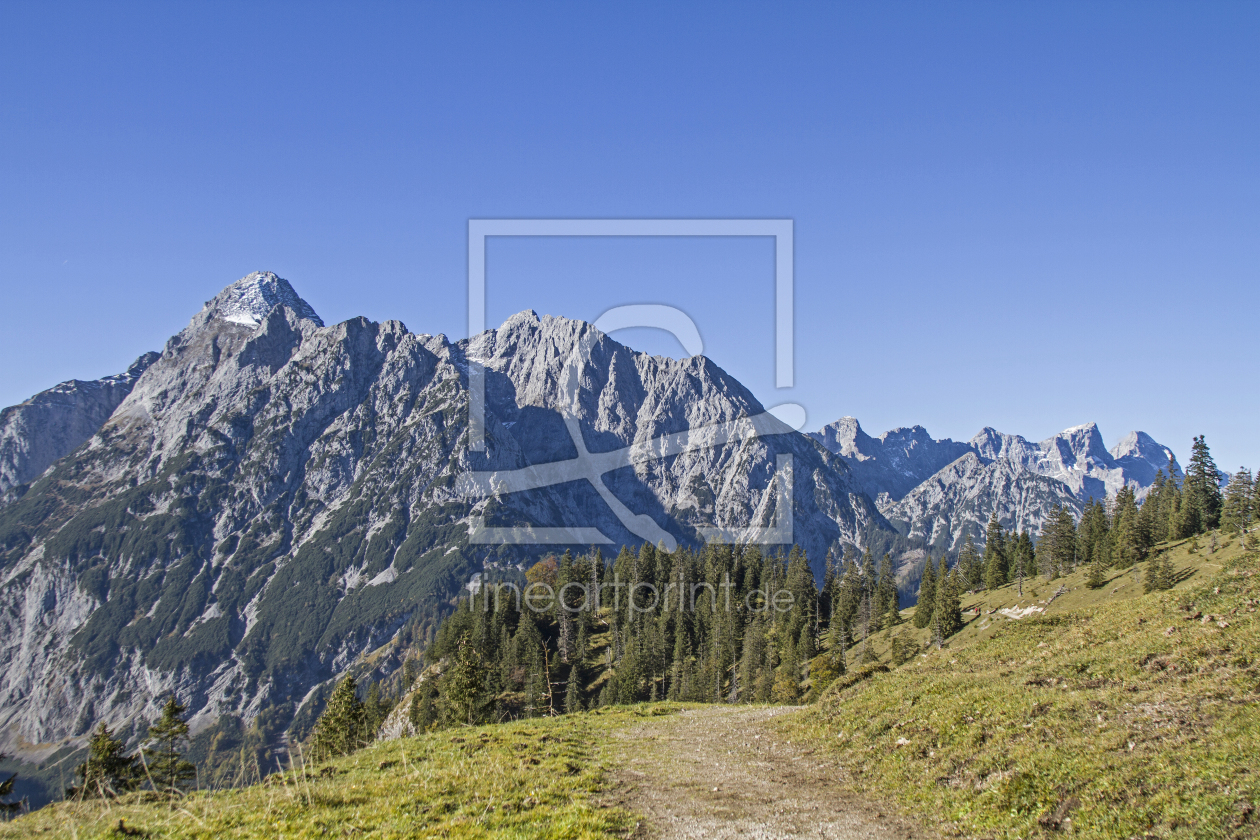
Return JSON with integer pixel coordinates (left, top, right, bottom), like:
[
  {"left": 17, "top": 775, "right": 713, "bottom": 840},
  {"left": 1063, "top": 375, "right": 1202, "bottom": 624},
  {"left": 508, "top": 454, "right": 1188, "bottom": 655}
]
[
  {"left": 809, "top": 417, "right": 1180, "bottom": 554},
  {"left": 0, "top": 271, "right": 1182, "bottom": 772}
]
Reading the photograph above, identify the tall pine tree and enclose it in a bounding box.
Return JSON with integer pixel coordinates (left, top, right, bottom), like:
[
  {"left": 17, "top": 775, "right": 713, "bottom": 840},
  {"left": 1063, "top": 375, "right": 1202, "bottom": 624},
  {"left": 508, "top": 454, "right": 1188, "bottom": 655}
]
[{"left": 1185, "top": 435, "right": 1223, "bottom": 533}]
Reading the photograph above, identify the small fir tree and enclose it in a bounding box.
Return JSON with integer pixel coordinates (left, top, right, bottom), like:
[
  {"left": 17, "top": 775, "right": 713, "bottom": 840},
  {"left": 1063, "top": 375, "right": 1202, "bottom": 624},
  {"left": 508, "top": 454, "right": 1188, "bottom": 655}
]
[
  {"left": 143, "top": 696, "right": 196, "bottom": 795},
  {"left": 309, "top": 676, "right": 367, "bottom": 761},
  {"left": 69, "top": 723, "right": 138, "bottom": 799},
  {"left": 1086, "top": 556, "right": 1107, "bottom": 590},
  {"left": 957, "top": 534, "right": 983, "bottom": 590},
  {"left": 1145, "top": 551, "right": 1175, "bottom": 593},
  {"left": 890, "top": 629, "right": 919, "bottom": 666},
  {"left": 1110, "top": 487, "right": 1148, "bottom": 567},
  {"left": 564, "top": 665, "right": 584, "bottom": 714},
  {"left": 408, "top": 680, "right": 439, "bottom": 734},
  {"left": 362, "top": 681, "right": 392, "bottom": 738},
  {"left": 876, "top": 553, "right": 900, "bottom": 627},
  {"left": 440, "top": 633, "right": 493, "bottom": 725},
  {"left": 796, "top": 622, "right": 817, "bottom": 664},
  {"left": 0, "top": 762, "right": 20, "bottom": 818},
  {"left": 932, "top": 556, "right": 962, "bottom": 643},
  {"left": 912, "top": 555, "right": 936, "bottom": 629},
  {"left": 1012, "top": 530, "right": 1036, "bottom": 594},
  {"left": 983, "top": 513, "right": 1008, "bottom": 590}
]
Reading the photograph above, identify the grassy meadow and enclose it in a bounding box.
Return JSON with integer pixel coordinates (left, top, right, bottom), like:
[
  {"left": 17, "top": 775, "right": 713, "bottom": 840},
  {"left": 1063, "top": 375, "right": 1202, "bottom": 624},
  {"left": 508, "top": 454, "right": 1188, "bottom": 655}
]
[{"left": 783, "top": 534, "right": 1260, "bottom": 838}]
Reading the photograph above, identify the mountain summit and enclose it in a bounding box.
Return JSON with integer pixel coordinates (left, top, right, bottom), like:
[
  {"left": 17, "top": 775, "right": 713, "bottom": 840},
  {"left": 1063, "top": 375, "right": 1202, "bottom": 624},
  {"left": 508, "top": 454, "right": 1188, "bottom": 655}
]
[{"left": 205, "top": 271, "right": 323, "bottom": 328}]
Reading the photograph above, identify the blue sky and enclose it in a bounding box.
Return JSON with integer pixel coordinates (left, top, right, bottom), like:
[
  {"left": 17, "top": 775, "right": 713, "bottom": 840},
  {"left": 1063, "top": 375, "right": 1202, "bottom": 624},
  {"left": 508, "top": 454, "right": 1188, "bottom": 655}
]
[{"left": 2, "top": 2, "right": 1257, "bottom": 470}]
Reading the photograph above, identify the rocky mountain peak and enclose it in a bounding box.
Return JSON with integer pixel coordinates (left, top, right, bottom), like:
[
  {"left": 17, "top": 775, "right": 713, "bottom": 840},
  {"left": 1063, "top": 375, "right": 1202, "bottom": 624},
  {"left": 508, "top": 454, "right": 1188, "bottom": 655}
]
[
  {"left": 810, "top": 419, "right": 973, "bottom": 504},
  {"left": 204, "top": 271, "right": 323, "bottom": 328},
  {"left": 1111, "top": 430, "right": 1181, "bottom": 485},
  {"left": 1049, "top": 422, "right": 1110, "bottom": 463},
  {"left": 811, "top": 417, "right": 872, "bottom": 460}
]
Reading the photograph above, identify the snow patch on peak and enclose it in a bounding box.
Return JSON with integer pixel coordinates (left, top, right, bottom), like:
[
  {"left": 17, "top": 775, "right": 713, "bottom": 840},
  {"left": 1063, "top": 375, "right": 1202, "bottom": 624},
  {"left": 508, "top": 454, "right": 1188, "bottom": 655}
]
[{"left": 211, "top": 272, "right": 323, "bottom": 328}]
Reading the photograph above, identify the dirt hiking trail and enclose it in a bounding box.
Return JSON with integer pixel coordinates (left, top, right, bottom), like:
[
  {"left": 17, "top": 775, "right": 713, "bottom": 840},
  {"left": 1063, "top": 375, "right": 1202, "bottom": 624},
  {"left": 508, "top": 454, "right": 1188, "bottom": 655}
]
[{"left": 604, "top": 705, "right": 937, "bottom": 840}]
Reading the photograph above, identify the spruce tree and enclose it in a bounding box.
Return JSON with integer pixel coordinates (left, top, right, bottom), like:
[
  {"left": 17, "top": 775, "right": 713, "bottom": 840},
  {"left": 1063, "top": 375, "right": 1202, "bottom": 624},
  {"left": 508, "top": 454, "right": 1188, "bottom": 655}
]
[
  {"left": 1019, "top": 530, "right": 1038, "bottom": 578},
  {"left": 876, "top": 553, "right": 900, "bottom": 627},
  {"left": 1140, "top": 471, "right": 1169, "bottom": 545},
  {"left": 1145, "top": 551, "right": 1175, "bottom": 593},
  {"left": 309, "top": 676, "right": 367, "bottom": 761},
  {"left": 68, "top": 724, "right": 137, "bottom": 799},
  {"left": 1221, "top": 468, "right": 1255, "bottom": 537},
  {"left": 1011, "top": 530, "right": 1035, "bottom": 594},
  {"left": 912, "top": 555, "right": 936, "bottom": 629},
  {"left": 1110, "top": 487, "right": 1147, "bottom": 567},
  {"left": 1039, "top": 506, "right": 1077, "bottom": 579},
  {"left": 859, "top": 549, "right": 879, "bottom": 633},
  {"left": 1086, "top": 555, "right": 1107, "bottom": 589},
  {"left": 143, "top": 696, "right": 196, "bottom": 795},
  {"left": 1185, "top": 435, "right": 1223, "bottom": 532},
  {"left": 932, "top": 556, "right": 962, "bottom": 643},
  {"left": 362, "top": 682, "right": 392, "bottom": 737},
  {"left": 408, "top": 680, "right": 439, "bottom": 733},
  {"left": 1078, "top": 501, "right": 1110, "bottom": 568},
  {"left": 983, "top": 513, "right": 1008, "bottom": 590},
  {"left": 440, "top": 633, "right": 493, "bottom": 725},
  {"left": 795, "top": 621, "right": 816, "bottom": 666},
  {"left": 564, "top": 664, "right": 584, "bottom": 714},
  {"left": 826, "top": 612, "right": 847, "bottom": 676},
  {"left": 956, "top": 534, "right": 982, "bottom": 591}
]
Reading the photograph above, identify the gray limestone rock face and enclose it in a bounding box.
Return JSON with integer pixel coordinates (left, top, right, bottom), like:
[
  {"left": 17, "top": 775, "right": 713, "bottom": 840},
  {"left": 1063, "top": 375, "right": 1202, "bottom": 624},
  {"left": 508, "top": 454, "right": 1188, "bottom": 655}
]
[
  {"left": 1110, "top": 430, "right": 1180, "bottom": 489},
  {"left": 0, "top": 351, "right": 159, "bottom": 504},
  {"left": 0, "top": 267, "right": 1185, "bottom": 769},
  {"left": 809, "top": 417, "right": 973, "bottom": 502},
  {"left": 881, "top": 452, "right": 1083, "bottom": 554},
  {"left": 970, "top": 422, "right": 1178, "bottom": 503}
]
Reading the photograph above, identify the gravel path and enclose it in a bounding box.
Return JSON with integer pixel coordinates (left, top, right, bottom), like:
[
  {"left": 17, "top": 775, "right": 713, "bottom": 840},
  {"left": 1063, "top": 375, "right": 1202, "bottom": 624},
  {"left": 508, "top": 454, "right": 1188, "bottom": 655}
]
[{"left": 603, "top": 706, "right": 934, "bottom": 840}]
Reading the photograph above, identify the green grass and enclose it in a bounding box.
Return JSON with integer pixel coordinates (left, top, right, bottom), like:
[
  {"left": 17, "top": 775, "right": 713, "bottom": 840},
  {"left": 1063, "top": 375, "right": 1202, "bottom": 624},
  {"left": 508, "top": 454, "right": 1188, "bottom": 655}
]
[
  {"left": 782, "top": 535, "right": 1260, "bottom": 839},
  {"left": 0, "top": 707, "right": 690, "bottom": 840}
]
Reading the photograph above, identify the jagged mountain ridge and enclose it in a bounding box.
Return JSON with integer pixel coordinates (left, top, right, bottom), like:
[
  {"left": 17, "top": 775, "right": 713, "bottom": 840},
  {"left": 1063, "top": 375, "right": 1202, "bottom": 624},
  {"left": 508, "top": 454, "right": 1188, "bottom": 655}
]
[
  {"left": 810, "top": 416, "right": 1179, "bottom": 554},
  {"left": 813, "top": 417, "right": 1177, "bottom": 506},
  {"left": 0, "top": 272, "right": 887, "bottom": 761},
  {"left": 969, "top": 422, "right": 1176, "bottom": 503},
  {"left": 0, "top": 352, "right": 159, "bottom": 504},
  {"left": 809, "top": 418, "right": 974, "bottom": 504}
]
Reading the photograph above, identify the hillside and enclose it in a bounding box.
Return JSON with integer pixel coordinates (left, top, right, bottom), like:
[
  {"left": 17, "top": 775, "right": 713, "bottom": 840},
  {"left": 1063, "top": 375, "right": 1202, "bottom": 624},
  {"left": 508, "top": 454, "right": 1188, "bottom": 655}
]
[{"left": 783, "top": 533, "right": 1260, "bottom": 838}]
